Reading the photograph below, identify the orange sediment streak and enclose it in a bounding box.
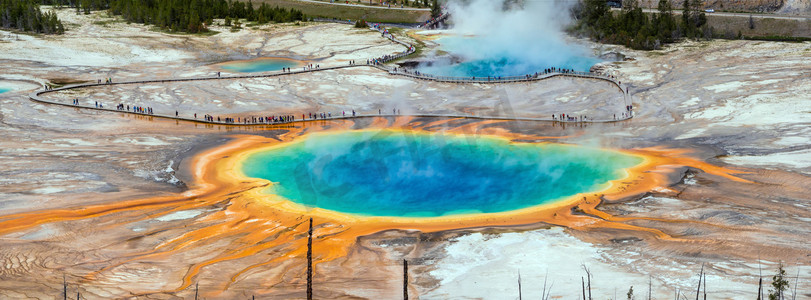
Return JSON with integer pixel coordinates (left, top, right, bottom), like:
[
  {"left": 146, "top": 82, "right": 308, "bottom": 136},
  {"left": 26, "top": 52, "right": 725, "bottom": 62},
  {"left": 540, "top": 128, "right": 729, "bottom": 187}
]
[{"left": 0, "top": 117, "right": 754, "bottom": 295}]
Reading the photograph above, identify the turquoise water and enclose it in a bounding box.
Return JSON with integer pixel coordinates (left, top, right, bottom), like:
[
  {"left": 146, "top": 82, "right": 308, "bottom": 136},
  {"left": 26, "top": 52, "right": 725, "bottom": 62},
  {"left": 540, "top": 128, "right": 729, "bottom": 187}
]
[
  {"left": 418, "top": 36, "right": 600, "bottom": 77},
  {"left": 241, "top": 131, "right": 642, "bottom": 217},
  {"left": 220, "top": 58, "right": 301, "bottom": 73},
  {"left": 443, "top": 55, "right": 600, "bottom": 77},
  {"left": 0, "top": 88, "right": 10, "bottom": 94}
]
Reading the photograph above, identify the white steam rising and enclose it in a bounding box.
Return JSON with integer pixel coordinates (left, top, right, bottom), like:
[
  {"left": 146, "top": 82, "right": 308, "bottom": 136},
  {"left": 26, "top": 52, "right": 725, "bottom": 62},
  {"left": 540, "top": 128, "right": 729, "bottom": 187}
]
[{"left": 418, "top": 0, "right": 599, "bottom": 77}]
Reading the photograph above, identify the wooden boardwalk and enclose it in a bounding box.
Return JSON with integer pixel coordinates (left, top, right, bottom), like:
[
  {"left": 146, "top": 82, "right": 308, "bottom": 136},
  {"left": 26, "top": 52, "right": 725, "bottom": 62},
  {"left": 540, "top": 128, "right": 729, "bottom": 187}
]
[{"left": 28, "top": 24, "right": 633, "bottom": 126}]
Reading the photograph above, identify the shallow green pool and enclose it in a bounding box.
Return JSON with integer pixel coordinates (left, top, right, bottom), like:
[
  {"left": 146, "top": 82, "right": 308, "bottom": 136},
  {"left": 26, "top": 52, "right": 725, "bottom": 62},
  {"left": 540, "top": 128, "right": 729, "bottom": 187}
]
[{"left": 220, "top": 58, "right": 302, "bottom": 73}]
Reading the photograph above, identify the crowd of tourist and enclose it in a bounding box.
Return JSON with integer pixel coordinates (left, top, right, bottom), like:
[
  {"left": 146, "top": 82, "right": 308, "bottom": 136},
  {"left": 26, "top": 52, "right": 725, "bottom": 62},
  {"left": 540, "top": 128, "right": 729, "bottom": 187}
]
[
  {"left": 191, "top": 111, "right": 365, "bottom": 124},
  {"left": 194, "top": 114, "right": 298, "bottom": 124},
  {"left": 552, "top": 114, "right": 590, "bottom": 122},
  {"left": 388, "top": 65, "right": 621, "bottom": 84},
  {"left": 420, "top": 12, "right": 448, "bottom": 29},
  {"left": 365, "top": 24, "right": 415, "bottom": 65}
]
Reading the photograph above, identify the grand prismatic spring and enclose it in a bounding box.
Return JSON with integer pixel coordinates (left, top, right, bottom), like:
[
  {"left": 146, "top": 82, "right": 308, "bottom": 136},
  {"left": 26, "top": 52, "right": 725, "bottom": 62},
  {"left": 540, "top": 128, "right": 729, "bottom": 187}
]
[
  {"left": 1, "top": 0, "right": 810, "bottom": 298},
  {"left": 241, "top": 130, "right": 642, "bottom": 217}
]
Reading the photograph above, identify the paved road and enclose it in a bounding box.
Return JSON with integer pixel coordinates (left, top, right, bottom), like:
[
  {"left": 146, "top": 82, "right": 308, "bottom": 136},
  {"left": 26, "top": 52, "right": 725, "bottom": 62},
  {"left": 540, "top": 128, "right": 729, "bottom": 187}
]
[
  {"left": 612, "top": 7, "right": 811, "bottom": 20},
  {"left": 296, "top": 0, "right": 430, "bottom": 11},
  {"left": 294, "top": 1, "right": 809, "bottom": 20}
]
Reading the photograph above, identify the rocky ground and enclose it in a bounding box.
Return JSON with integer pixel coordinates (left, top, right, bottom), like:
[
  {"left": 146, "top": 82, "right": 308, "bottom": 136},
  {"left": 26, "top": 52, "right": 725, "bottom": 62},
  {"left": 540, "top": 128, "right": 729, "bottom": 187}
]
[{"left": 0, "top": 7, "right": 809, "bottom": 299}]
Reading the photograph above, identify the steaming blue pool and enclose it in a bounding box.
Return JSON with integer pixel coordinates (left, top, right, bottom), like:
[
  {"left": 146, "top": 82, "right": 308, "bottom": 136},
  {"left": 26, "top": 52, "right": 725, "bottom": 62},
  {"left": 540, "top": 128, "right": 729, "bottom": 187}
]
[
  {"left": 442, "top": 55, "right": 599, "bottom": 77},
  {"left": 220, "top": 57, "right": 302, "bottom": 73},
  {"left": 417, "top": 36, "right": 600, "bottom": 78},
  {"left": 241, "top": 131, "right": 642, "bottom": 217},
  {"left": 0, "top": 88, "right": 10, "bottom": 94}
]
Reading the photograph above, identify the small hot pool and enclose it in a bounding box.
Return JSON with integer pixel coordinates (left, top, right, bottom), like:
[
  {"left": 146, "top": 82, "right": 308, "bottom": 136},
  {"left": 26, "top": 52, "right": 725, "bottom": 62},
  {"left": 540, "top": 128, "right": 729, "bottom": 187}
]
[
  {"left": 219, "top": 57, "right": 303, "bottom": 73},
  {"left": 241, "top": 131, "right": 642, "bottom": 217},
  {"left": 0, "top": 87, "right": 11, "bottom": 94}
]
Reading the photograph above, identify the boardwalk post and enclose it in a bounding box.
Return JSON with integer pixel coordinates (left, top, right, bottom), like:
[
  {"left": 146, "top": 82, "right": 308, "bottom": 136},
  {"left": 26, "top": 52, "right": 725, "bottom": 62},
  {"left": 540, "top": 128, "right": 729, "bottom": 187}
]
[
  {"left": 403, "top": 259, "right": 408, "bottom": 300},
  {"left": 307, "top": 217, "right": 313, "bottom": 300}
]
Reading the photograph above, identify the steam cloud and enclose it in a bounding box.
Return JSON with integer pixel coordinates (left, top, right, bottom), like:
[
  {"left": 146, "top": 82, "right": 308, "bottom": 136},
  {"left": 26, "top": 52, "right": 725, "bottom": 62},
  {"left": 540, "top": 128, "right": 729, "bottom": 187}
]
[{"left": 418, "top": 0, "right": 599, "bottom": 77}]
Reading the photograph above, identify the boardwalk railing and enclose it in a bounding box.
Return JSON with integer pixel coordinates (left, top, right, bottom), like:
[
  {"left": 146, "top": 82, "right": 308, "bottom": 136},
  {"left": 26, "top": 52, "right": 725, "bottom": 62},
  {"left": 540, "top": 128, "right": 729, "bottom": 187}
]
[
  {"left": 420, "top": 13, "right": 450, "bottom": 29},
  {"left": 27, "top": 22, "right": 633, "bottom": 126},
  {"left": 367, "top": 23, "right": 625, "bottom": 88}
]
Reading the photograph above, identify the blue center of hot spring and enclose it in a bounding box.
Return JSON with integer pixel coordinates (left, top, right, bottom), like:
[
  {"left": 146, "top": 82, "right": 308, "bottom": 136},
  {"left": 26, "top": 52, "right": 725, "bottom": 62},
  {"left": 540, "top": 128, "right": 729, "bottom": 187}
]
[
  {"left": 417, "top": 36, "right": 601, "bottom": 77},
  {"left": 241, "top": 131, "right": 642, "bottom": 217},
  {"left": 447, "top": 55, "right": 599, "bottom": 77}
]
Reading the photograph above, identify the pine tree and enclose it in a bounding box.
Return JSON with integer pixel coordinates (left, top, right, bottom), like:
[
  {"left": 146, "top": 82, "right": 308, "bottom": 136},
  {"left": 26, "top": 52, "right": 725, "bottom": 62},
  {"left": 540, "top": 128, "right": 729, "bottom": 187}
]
[
  {"left": 681, "top": 0, "right": 690, "bottom": 35},
  {"left": 430, "top": 0, "right": 440, "bottom": 18},
  {"left": 768, "top": 264, "right": 789, "bottom": 300}
]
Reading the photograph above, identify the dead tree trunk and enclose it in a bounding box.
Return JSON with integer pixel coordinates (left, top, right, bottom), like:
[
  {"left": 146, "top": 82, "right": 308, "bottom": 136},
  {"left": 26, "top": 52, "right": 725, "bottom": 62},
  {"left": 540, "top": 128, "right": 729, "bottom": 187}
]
[
  {"left": 582, "top": 265, "right": 592, "bottom": 300},
  {"left": 307, "top": 218, "right": 313, "bottom": 300},
  {"left": 791, "top": 267, "right": 800, "bottom": 300},
  {"left": 758, "top": 255, "right": 763, "bottom": 300},
  {"left": 582, "top": 277, "right": 586, "bottom": 300},
  {"left": 703, "top": 272, "right": 707, "bottom": 300},
  {"left": 695, "top": 263, "right": 704, "bottom": 300},
  {"left": 518, "top": 271, "right": 522, "bottom": 300},
  {"left": 403, "top": 259, "right": 409, "bottom": 300}
]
